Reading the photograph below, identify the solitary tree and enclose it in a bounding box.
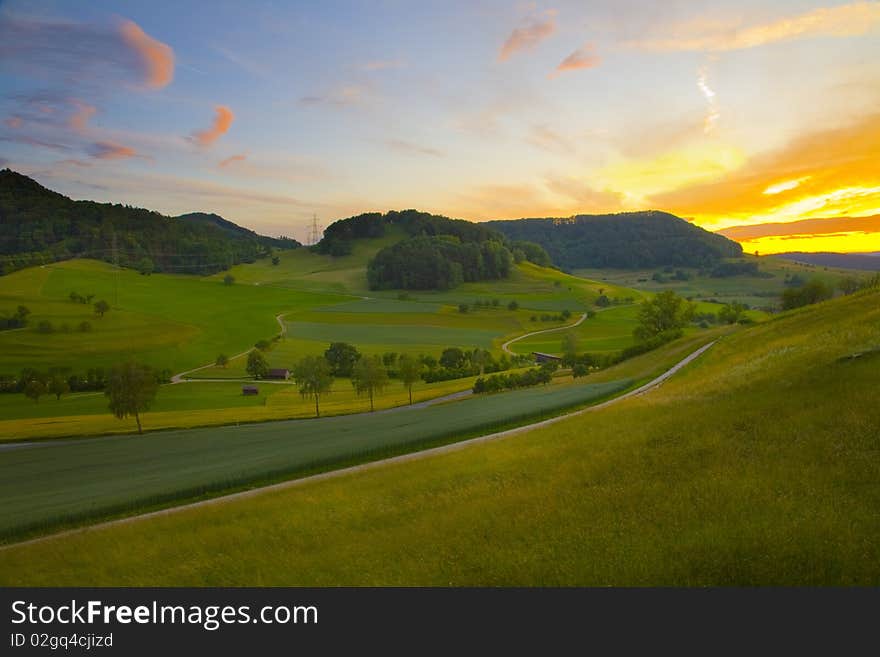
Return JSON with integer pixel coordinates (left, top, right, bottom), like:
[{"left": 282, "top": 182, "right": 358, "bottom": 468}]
[
  {"left": 718, "top": 302, "right": 747, "bottom": 325},
  {"left": 397, "top": 354, "right": 422, "bottom": 405},
  {"left": 138, "top": 257, "right": 154, "bottom": 276},
  {"left": 94, "top": 299, "right": 110, "bottom": 317},
  {"left": 246, "top": 350, "right": 269, "bottom": 379},
  {"left": 271, "top": 256, "right": 280, "bottom": 266},
  {"left": 293, "top": 356, "right": 334, "bottom": 417},
  {"left": 223, "top": 274, "right": 235, "bottom": 286},
  {"left": 633, "top": 291, "right": 694, "bottom": 341},
  {"left": 561, "top": 331, "right": 579, "bottom": 364},
  {"left": 324, "top": 342, "right": 361, "bottom": 377},
  {"left": 215, "top": 353, "right": 229, "bottom": 368},
  {"left": 105, "top": 361, "right": 159, "bottom": 434},
  {"left": 48, "top": 375, "right": 70, "bottom": 400},
  {"left": 351, "top": 355, "right": 388, "bottom": 412},
  {"left": 24, "top": 379, "right": 45, "bottom": 403},
  {"left": 507, "top": 300, "right": 519, "bottom": 311}
]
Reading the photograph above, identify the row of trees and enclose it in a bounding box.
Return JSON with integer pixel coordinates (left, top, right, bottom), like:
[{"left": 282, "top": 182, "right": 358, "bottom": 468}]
[
  {"left": 472, "top": 365, "right": 554, "bottom": 394},
  {"left": 0, "top": 305, "right": 29, "bottom": 330}
]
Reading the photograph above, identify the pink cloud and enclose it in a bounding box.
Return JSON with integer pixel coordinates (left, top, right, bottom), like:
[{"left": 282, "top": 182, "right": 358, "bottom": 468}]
[
  {"left": 68, "top": 101, "right": 97, "bottom": 132},
  {"left": 118, "top": 19, "right": 175, "bottom": 89},
  {"left": 219, "top": 153, "right": 247, "bottom": 168},
  {"left": 551, "top": 44, "right": 601, "bottom": 77},
  {"left": 498, "top": 13, "right": 557, "bottom": 61},
  {"left": 191, "top": 106, "right": 235, "bottom": 147},
  {"left": 90, "top": 141, "right": 137, "bottom": 160},
  {"left": 4, "top": 117, "right": 23, "bottom": 129}
]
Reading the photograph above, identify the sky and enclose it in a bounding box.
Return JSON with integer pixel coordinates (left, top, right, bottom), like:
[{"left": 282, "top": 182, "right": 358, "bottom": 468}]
[{"left": 1, "top": 0, "right": 879, "bottom": 253}]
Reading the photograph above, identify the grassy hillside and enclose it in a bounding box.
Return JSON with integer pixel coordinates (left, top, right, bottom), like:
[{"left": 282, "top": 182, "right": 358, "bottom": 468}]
[{"left": 2, "top": 290, "right": 874, "bottom": 584}]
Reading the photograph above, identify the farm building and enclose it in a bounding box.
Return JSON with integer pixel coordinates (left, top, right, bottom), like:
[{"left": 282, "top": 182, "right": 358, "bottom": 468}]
[
  {"left": 532, "top": 352, "right": 562, "bottom": 364},
  {"left": 242, "top": 385, "right": 259, "bottom": 396},
  {"left": 266, "top": 368, "right": 290, "bottom": 380}
]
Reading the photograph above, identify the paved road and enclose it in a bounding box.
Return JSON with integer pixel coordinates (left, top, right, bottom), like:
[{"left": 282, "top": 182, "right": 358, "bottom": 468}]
[{"left": 0, "top": 340, "right": 714, "bottom": 547}]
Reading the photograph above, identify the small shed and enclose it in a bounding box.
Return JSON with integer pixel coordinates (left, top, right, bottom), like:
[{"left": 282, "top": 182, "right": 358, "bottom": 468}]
[
  {"left": 242, "top": 385, "right": 259, "bottom": 396},
  {"left": 532, "top": 352, "right": 562, "bottom": 364},
  {"left": 267, "top": 368, "right": 290, "bottom": 380}
]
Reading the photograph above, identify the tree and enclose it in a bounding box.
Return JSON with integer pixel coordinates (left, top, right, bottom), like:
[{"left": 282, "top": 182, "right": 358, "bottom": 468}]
[
  {"left": 397, "top": 354, "right": 422, "bottom": 405},
  {"left": 15, "top": 305, "right": 30, "bottom": 323},
  {"left": 48, "top": 375, "right": 70, "bottom": 400},
  {"left": 633, "top": 291, "right": 694, "bottom": 341},
  {"left": 324, "top": 342, "right": 361, "bottom": 377},
  {"left": 440, "top": 347, "right": 466, "bottom": 369},
  {"left": 351, "top": 355, "right": 388, "bottom": 411},
  {"left": 36, "top": 320, "right": 54, "bottom": 333},
  {"left": 105, "top": 361, "right": 158, "bottom": 434},
  {"left": 215, "top": 354, "right": 229, "bottom": 368},
  {"left": 781, "top": 279, "right": 832, "bottom": 310},
  {"left": 94, "top": 299, "right": 110, "bottom": 317},
  {"left": 507, "top": 300, "right": 519, "bottom": 311},
  {"left": 223, "top": 274, "right": 235, "bottom": 286},
  {"left": 138, "top": 257, "right": 154, "bottom": 275},
  {"left": 718, "top": 302, "right": 747, "bottom": 325},
  {"left": 24, "top": 379, "right": 45, "bottom": 403},
  {"left": 292, "top": 356, "right": 334, "bottom": 417},
  {"left": 246, "top": 350, "right": 269, "bottom": 379},
  {"left": 77, "top": 321, "right": 92, "bottom": 332},
  {"left": 471, "top": 348, "right": 490, "bottom": 375},
  {"left": 561, "top": 331, "right": 579, "bottom": 363},
  {"left": 271, "top": 256, "right": 280, "bottom": 266}
]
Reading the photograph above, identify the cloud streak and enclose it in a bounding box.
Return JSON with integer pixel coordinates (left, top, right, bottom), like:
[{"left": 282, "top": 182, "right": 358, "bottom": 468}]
[
  {"left": 498, "top": 13, "right": 556, "bottom": 61},
  {"left": 387, "top": 139, "right": 444, "bottom": 157},
  {"left": 697, "top": 66, "right": 720, "bottom": 134},
  {"left": 551, "top": 44, "right": 601, "bottom": 76},
  {"left": 628, "top": 1, "right": 880, "bottom": 52},
  {"left": 118, "top": 19, "right": 175, "bottom": 89},
  {"left": 90, "top": 141, "right": 138, "bottom": 160},
  {"left": 191, "top": 106, "right": 235, "bottom": 147},
  {"left": 219, "top": 154, "right": 247, "bottom": 168}
]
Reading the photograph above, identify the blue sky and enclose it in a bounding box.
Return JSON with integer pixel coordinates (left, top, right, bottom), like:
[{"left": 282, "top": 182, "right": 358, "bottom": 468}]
[{"left": 1, "top": 0, "right": 879, "bottom": 252}]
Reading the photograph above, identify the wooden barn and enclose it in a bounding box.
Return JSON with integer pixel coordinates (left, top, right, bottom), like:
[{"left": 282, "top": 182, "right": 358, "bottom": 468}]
[
  {"left": 266, "top": 368, "right": 290, "bottom": 380},
  {"left": 242, "top": 385, "right": 259, "bottom": 396},
  {"left": 532, "top": 352, "right": 562, "bottom": 364}
]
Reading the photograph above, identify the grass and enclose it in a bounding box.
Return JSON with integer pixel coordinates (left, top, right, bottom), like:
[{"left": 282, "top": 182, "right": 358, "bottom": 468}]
[
  {"left": 0, "top": 259, "right": 343, "bottom": 375},
  {"left": 0, "top": 375, "right": 631, "bottom": 541},
  {"left": 574, "top": 254, "right": 865, "bottom": 309},
  {"left": 1, "top": 290, "right": 875, "bottom": 585},
  {"left": 0, "top": 376, "right": 484, "bottom": 441}
]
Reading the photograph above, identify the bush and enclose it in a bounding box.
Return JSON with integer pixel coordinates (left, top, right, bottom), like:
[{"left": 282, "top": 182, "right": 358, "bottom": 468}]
[
  {"left": 36, "top": 320, "right": 54, "bottom": 334},
  {"left": 77, "top": 321, "right": 92, "bottom": 333}
]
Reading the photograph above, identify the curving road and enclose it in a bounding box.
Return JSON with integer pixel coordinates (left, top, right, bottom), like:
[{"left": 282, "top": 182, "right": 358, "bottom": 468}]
[{"left": 502, "top": 312, "right": 588, "bottom": 355}]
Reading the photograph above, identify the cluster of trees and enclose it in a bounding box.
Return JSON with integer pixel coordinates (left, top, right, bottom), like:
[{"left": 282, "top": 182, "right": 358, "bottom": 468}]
[
  {"left": 529, "top": 309, "right": 573, "bottom": 323},
  {"left": 2, "top": 365, "right": 171, "bottom": 399},
  {"left": 633, "top": 291, "right": 695, "bottom": 341},
  {"left": 781, "top": 279, "right": 833, "bottom": 310},
  {"left": 367, "top": 236, "right": 513, "bottom": 290},
  {"left": 488, "top": 211, "right": 743, "bottom": 269},
  {"left": 709, "top": 261, "right": 768, "bottom": 278},
  {"left": 472, "top": 365, "right": 554, "bottom": 394},
  {"left": 0, "top": 305, "right": 29, "bottom": 330},
  {"left": 0, "top": 169, "right": 297, "bottom": 277}
]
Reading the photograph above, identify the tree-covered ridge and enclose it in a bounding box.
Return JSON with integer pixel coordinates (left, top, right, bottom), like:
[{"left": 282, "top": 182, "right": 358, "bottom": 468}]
[
  {"left": 488, "top": 211, "right": 743, "bottom": 269},
  {"left": 367, "top": 235, "right": 513, "bottom": 290},
  {"left": 0, "top": 169, "right": 299, "bottom": 276},
  {"left": 314, "top": 209, "right": 504, "bottom": 256}
]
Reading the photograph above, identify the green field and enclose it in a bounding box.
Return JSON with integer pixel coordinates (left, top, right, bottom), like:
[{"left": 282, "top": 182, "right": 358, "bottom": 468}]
[
  {"left": 0, "top": 375, "right": 632, "bottom": 540},
  {"left": 0, "top": 260, "right": 343, "bottom": 375},
  {"left": 575, "top": 255, "right": 865, "bottom": 309},
  {"left": 3, "top": 289, "right": 875, "bottom": 585}
]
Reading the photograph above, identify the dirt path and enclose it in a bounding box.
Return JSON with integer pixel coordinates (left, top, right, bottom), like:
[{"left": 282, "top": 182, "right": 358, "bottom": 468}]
[
  {"left": 0, "top": 340, "right": 714, "bottom": 548},
  {"left": 502, "top": 312, "right": 588, "bottom": 355}
]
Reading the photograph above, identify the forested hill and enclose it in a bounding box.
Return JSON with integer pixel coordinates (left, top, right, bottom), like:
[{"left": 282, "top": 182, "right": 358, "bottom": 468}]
[
  {"left": 176, "top": 212, "right": 298, "bottom": 250},
  {"left": 315, "top": 209, "right": 550, "bottom": 291},
  {"left": 488, "top": 211, "right": 743, "bottom": 269},
  {"left": 0, "top": 169, "right": 299, "bottom": 275}
]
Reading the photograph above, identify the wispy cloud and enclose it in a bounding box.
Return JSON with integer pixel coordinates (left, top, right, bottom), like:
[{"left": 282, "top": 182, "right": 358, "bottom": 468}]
[
  {"left": 387, "top": 139, "right": 444, "bottom": 157},
  {"left": 361, "top": 59, "right": 404, "bottom": 71},
  {"left": 68, "top": 100, "right": 97, "bottom": 133},
  {"left": 498, "top": 11, "right": 557, "bottom": 61},
  {"left": 0, "top": 135, "right": 72, "bottom": 152},
  {"left": 4, "top": 117, "right": 23, "bottom": 129},
  {"left": 551, "top": 44, "right": 601, "bottom": 77},
  {"left": 190, "top": 106, "right": 234, "bottom": 147},
  {"left": 118, "top": 19, "right": 175, "bottom": 88},
  {"left": 544, "top": 176, "right": 623, "bottom": 212},
  {"left": 697, "top": 65, "right": 720, "bottom": 134},
  {"left": 299, "top": 85, "right": 368, "bottom": 107},
  {"left": 0, "top": 15, "right": 175, "bottom": 89},
  {"left": 90, "top": 141, "right": 138, "bottom": 160},
  {"left": 219, "top": 153, "right": 247, "bottom": 168},
  {"left": 526, "top": 124, "right": 573, "bottom": 154},
  {"left": 628, "top": 1, "right": 880, "bottom": 52},
  {"left": 719, "top": 213, "right": 880, "bottom": 241}
]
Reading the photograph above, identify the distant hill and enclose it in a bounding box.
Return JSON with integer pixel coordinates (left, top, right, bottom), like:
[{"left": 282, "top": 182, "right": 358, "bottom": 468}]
[
  {"left": 0, "top": 169, "right": 299, "bottom": 276},
  {"left": 175, "top": 212, "right": 297, "bottom": 250},
  {"left": 488, "top": 211, "right": 743, "bottom": 269},
  {"left": 774, "top": 252, "right": 880, "bottom": 271}
]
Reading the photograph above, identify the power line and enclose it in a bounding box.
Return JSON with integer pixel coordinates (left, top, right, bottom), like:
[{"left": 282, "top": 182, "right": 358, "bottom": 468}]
[{"left": 307, "top": 213, "right": 322, "bottom": 246}]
